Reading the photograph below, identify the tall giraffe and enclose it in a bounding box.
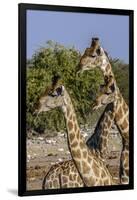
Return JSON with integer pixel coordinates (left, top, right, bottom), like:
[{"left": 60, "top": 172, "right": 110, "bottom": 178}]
[
  {"left": 36, "top": 75, "right": 114, "bottom": 188},
  {"left": 77, "top": 38, "right": 129, "bottom": 184}
]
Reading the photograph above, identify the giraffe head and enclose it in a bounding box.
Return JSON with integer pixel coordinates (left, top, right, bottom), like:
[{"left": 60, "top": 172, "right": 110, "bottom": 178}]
[
  {"left": 35, "top": 75, "right": 69, "bottom": 115},
  {"left": 77, "top": 38, "right": 109, "bottom": 74},
  {"left": 92, "top": 91, "right": 116, "bottom": 110}
]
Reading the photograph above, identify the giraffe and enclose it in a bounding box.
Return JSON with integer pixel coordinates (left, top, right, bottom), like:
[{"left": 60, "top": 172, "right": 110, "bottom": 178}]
[
  {"left": 77, "top": 37, "right": 129, "bottom": 184},
  {"left": 35, "top": 75, "right": 114, "bottom": 189}
]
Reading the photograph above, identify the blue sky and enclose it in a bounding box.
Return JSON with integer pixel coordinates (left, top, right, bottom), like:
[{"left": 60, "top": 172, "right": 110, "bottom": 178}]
[{"left": 27, "top": 10, "right": 129, "bottom": 63}]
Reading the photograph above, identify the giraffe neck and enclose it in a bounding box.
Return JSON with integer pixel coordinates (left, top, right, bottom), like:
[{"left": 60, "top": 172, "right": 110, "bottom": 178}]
[
  {"left": 114, "top": 92, "right": 129, "bottom": 135},
  {"left": 62, "top": 89, "right": 93, "bottom": 164},
  {"left": 100, "top": 62, "right": 114, "bottom": 77},
  {"left": 108, "top": 81, "right": 129, "bottom": 184},
  {"left": 61, "top": 89, "right": 112, "bottom": 186},
  {"left": 100, "top": 60, "right": 129, "bottom": 133}
]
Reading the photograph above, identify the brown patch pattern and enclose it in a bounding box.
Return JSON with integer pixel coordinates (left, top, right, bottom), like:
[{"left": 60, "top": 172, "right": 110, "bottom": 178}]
[
  {"left": 62, "top": 176, "right": 68, "bottom": 183},
  {"left": 123, "top": 101, "right": 128, "bottom": 112},
  {"left": 79, "top": 141, "right": 85, "bottom": 149},
  {"left": 71, "top": 141, "right": 78, "bottom": 148},
  {"left": 70, "top": 114, "right": 73, "bottom": 120},
  {"left": 106, "top": 64, "right": 111, "bottom": 73},
  {"left": 68, "top": 121, "right": 73, "bottom": 130},
  {"left": 92, "top": 162, "right": 100, "bottom": 177},
  {"left": 104, "top": 179, "right": 109, "bottom": 185},
  {"left": 74, "top": 123, "right": 77, "bottom": 132},
  {"left": 83, "top": 151, "right": 88, "bottom": 158},
  {"left": 69, "top": 133, "right": 75, "bottom": 142},
  {"left": 67, "top": 107, "right": 70, "bottom": 116},
  {"left": 71, "top": 149, "right": 81, "bottom": 159},
  {"left": 115, "top": 106, "right": 123, "bottom": 121},
  {"left": 122, "top": 119, "right": 128, "bottom": 129},
  {"left": 82, "top": 161, "right": 90, "bottom": 174},
  {"left": 107, "top": 120, "right": 112, "bottom": 127}
]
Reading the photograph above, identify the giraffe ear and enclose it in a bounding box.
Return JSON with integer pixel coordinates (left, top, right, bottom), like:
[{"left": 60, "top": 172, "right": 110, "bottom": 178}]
[
  {"left": 52, "top": 74, "right": 61, "bottom": 86},
  {"left": 51, "top": 74, "right": 63, "bottom": 90}
]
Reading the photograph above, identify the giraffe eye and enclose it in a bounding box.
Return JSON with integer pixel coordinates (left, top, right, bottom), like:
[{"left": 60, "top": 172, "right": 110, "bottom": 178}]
[{"left": 48, "top": 91, "right": 56, "bottom": 97}]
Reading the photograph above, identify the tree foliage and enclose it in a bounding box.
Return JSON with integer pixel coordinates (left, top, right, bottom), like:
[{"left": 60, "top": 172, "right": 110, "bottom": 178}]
[
  {"left": 26, "top": 41, "right": 129, "bottom": 134},
  {"left": 111, "top": 60, "right": 129, "bottom": 104}
]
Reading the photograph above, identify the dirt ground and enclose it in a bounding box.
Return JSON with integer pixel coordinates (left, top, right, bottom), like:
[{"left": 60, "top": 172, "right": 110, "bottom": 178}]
[{"left": 26, "top": 127, "right": 122, "bottom": 191}]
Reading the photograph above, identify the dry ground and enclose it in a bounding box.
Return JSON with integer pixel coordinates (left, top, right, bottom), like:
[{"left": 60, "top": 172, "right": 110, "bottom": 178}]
[{"left": 26, "top": 126, "right": 122, "bottom": 191}]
